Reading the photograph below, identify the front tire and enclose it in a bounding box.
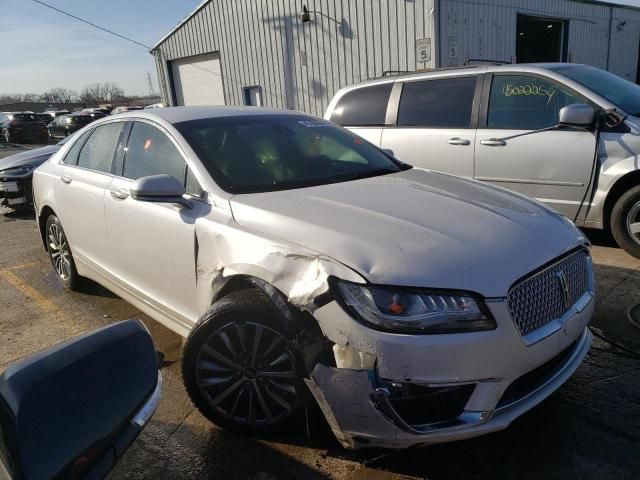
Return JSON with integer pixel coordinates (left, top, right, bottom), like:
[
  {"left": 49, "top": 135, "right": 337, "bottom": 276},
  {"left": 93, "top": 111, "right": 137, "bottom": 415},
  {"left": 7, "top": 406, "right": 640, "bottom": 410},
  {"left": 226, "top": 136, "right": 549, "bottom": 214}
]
[
  {"left": 611, "top": 185, "right": 640, "bottom": 258},
  {"left": 45, "top": 215, "right": 80, "bottom": 290},
  {"left": 182, "top": 290, "right": 304, "bottom": 433}
]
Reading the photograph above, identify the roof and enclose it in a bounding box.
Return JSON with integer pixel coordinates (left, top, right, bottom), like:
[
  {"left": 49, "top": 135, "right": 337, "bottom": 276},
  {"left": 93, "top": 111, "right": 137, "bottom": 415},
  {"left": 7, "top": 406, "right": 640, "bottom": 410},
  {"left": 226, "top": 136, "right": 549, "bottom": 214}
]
[
  {"left": 113, "top": 105, "right": 307, "bottom": 124},
  {"left": 151, "top": 0, "right": 210, "bottom": 51}
]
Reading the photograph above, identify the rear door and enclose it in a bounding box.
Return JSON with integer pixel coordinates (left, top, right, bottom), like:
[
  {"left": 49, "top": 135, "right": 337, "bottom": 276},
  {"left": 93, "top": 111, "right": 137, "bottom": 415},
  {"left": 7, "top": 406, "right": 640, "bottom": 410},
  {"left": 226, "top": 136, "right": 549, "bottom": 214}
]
[
  {"left": 474, "top": 73, "right": 595, "bottom": 219},
  {"left": 104, "top": 120, "right": 210, "bottom": 327},
  {"left": 327, "top": 82, "right": 393, "bottom": 146},
  {"left": 380, "top": 75, "right": 480, "bottom": 178},
  {"left": 55, "top": 121, "right": 125, "bottom": 268}
]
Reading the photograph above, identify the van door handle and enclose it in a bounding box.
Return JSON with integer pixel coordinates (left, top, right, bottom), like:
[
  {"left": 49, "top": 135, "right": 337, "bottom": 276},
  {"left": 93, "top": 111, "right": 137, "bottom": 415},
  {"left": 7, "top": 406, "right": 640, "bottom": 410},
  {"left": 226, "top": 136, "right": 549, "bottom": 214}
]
[
  {"left": 110, "top": 188, "right": 129, "bottom": 200},
  {"left": 480, "top": 139, "right": 507, "bottom": 146},
  {"left": 60, "top": 175, "right": 72, "bottom": 184},
  {"left": 447, "top": 137, "right": 471, "bottom": 146}
]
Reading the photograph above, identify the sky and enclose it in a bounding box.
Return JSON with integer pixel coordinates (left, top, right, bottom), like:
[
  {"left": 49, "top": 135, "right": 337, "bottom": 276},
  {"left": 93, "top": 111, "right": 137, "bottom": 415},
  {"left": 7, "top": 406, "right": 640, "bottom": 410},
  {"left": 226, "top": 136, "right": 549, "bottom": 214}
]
[{"left": 0, "top": 0, "right": 201, "bottom": 96}]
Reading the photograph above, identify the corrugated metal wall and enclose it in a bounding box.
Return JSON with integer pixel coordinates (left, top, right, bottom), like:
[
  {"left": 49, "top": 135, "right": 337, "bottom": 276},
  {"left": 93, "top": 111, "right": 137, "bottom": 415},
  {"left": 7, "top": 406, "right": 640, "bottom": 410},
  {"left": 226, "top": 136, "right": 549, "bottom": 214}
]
[
  {"left": 439, "top": 0, "right": 640, "bottom": 81},
  {"left": 153, "top": 0, "right": 437, "bottom": 116}
]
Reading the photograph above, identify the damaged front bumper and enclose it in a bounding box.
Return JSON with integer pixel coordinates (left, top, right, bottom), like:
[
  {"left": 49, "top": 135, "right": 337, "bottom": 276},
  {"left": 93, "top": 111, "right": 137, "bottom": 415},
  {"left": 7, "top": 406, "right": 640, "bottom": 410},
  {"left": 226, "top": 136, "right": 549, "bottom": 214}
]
[{"left": 306, "top": 297, "right": 593, "bottom": 449}]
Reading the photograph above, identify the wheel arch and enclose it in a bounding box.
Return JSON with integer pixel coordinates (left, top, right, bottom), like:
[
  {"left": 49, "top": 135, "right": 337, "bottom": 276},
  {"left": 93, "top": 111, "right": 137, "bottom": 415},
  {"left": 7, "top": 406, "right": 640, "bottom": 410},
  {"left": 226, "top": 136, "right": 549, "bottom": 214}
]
[
  {"left": 604, "top": 170, "right": 640, "bottom": 231},
  {"left": 38, "top": 205, "right": 57, "bottom": 251}
]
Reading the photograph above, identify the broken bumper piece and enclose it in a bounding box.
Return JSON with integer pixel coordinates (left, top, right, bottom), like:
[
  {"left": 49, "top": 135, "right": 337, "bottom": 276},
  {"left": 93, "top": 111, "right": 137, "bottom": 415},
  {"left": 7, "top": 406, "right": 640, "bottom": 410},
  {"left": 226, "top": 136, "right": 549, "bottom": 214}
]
[{"left": 306, "top": 327, "right": 592, "bottom": 450}]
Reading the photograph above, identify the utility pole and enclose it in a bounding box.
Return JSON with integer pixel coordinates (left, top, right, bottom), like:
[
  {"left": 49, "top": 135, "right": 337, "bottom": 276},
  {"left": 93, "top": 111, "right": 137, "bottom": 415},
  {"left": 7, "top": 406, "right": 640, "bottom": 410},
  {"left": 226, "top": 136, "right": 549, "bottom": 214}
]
[{"left": 145, "top": 71, "right": 155, "bottom": 97}]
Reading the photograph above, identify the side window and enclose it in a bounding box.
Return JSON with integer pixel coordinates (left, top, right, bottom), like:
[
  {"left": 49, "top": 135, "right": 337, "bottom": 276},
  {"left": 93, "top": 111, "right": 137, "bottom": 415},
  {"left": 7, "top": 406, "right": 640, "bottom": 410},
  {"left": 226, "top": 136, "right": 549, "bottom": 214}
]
[
  {"left": 329, "top": 83, "right": 393, "bottom": 127},
  {"left": 487, "top": 75, "right": 588, "bottom": 130},
  {"left": 122, "top": 122, "right": 186, "bottom": 182},
  {"left": 185, "top": 168, "right": 204, "bottom": 196},
  {"left": 397, "top": 76, "right": 477, "bottom": 128},
  {"left": 62, "top": 130, "right": 93, "bottom": 165},
  {"left": 76, "top": 122, "right": 123, "bottom": 173}
]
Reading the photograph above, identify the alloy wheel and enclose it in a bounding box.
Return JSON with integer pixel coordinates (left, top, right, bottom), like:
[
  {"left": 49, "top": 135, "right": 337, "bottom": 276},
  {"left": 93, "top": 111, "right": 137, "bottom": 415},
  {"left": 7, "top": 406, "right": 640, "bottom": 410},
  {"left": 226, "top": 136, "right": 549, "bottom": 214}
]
[
  {"left": 626, "top": 201, "right": 640, "bottom": 246},
  {"left": 48, "top": 223, "right": 71, "bottom": 280},
  {"left": 195, "top": 322, "right": 299, "bottom": 427}
]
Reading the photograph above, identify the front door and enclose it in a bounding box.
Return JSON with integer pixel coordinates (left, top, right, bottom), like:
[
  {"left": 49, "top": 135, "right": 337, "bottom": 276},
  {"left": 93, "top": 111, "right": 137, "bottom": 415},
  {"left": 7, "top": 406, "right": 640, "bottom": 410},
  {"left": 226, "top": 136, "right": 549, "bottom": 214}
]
[
  {"left": 104, "top": 120, "right": 210, "bottom": 328},
  {"left": 474, "top": 74, "right": 596, "bottom": 219},
  {"left": 380, "top": 75, "right": 479, "bottom": 178}
]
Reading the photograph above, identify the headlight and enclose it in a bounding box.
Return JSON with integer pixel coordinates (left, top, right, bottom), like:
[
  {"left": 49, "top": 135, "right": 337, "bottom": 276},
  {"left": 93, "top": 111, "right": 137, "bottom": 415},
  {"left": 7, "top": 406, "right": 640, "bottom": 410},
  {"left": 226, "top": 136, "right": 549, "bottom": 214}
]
[
  {"left": 0, "top": 165, "right": 35, "bottom": 176},
  {"left": 332, "top": 279, "right": 496, "bottom": 334}
]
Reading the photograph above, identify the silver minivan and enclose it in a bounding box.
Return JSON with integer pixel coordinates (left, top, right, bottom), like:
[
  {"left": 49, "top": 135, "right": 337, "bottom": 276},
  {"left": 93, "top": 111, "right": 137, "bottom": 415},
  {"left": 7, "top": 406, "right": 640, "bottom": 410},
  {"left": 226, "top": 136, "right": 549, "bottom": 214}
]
[{"left": 325, "top": 63, "right": 640, "bottom": 258}]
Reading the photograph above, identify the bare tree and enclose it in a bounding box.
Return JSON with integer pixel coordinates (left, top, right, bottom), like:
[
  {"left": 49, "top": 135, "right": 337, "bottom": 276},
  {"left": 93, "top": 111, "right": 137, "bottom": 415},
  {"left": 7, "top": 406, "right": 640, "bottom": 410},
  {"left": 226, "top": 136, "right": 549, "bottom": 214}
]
[
  {"left": 80, "top": 82, "right": 125, "bottom": 105},
  {"left": 41, "top": 88, "right": 78, "bottom": 103}
]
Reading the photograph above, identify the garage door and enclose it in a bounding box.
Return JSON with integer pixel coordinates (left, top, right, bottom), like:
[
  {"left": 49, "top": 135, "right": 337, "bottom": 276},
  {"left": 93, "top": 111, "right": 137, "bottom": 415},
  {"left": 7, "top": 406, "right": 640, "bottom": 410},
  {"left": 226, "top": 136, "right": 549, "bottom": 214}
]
[{"left": 171, "top": 53, "right": 224, "bottom": 106}]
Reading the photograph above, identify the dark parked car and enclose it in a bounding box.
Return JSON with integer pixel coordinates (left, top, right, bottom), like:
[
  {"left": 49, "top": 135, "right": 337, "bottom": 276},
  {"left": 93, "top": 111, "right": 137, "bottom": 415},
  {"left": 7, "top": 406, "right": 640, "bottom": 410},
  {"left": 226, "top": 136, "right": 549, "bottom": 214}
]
[
  {"left": 0, "top": 113, "right": 48, "bottom": 144},
  {"left": 0, "top": 319, "right": 161, "bottom": 480},
  {"left": 47, "top": 112, "right": 98, "bottom": 139},
  {"left": 0, "top": 136, "right": 69, "bottom": 208},
  {"left": 110, "top": 105, "right": 144, "bottom": 115}
]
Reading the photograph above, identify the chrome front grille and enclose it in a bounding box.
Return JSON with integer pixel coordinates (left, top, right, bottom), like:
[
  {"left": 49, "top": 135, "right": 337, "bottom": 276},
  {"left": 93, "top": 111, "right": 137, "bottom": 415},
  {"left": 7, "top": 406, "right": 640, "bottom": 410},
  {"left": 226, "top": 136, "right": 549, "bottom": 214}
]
[{"left": 507, "top": 249, "right": 591, "bottom": 337}]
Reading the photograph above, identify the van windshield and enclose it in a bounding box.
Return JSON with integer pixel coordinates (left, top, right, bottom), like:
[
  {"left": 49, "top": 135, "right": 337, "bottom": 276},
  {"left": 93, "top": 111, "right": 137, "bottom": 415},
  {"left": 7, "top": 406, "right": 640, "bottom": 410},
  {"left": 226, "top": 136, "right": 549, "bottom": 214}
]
[
  {"left": 552, "top": 65, "right": 640, "bottom": 115},
  {"left": 175, "top": 115, "right": 407, "bottom": 193}
]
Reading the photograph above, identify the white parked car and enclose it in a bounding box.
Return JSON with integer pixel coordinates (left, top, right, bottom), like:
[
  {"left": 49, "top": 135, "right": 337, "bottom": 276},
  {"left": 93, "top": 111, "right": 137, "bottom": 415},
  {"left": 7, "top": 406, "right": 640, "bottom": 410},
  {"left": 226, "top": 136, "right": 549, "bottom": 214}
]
[
  {"left": 325, "top": 63, "right": 640, "bottom": 258},
  {"left": 32, "top": 107, "right": 593, "bottom": 449}
]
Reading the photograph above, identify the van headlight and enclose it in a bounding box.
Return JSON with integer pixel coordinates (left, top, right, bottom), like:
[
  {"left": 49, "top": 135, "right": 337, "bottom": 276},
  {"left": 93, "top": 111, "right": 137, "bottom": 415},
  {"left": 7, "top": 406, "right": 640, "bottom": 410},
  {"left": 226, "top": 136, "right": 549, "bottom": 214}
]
[{"left": 332, "top": 279, "right": 496, "bottom": 334}]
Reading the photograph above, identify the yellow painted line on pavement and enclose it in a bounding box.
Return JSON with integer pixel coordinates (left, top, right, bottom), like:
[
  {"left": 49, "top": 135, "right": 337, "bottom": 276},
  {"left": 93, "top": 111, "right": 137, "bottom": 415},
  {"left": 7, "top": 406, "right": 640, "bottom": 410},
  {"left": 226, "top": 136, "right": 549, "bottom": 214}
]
[
  {"left": 0, "top": 269, "right": 57, "bottom": 312},
  {"left": 7, "top": 261, "right": 41, "bottom": 271}
]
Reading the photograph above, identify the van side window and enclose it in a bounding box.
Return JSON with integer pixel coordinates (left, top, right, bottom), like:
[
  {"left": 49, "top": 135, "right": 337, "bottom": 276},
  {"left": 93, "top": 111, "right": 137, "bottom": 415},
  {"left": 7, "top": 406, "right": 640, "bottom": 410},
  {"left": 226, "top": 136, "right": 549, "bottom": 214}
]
[
  {"left": 122, "top": 122, "right": 186, "bottom": 182},
  {"left": 76, "top": 122, "right": 123, "bottom": 173},
  {"left": 397, "top": 76, "right": 477, "bottom": 128},
  {"left": 487, "top": 75, "right": 587, "bottom": 130},
  {"left": 329, "top": 83, "right": 392, "bottom": 127}
]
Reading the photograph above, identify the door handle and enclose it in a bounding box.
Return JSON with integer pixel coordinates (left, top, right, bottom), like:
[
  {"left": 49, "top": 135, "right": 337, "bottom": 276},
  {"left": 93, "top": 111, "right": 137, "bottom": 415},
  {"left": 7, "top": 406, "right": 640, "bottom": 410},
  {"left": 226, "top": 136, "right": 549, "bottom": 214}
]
[
  {"left": 447, "top": 137, "right": 471, "bottom": 146},
  {"left": 60, "top": 175, "right": 72, "bottom": 184},
  {"left": 480, "top": 139, "right": 507, "bottom": 146},
  {"left": 110, "top": 188, "right": 129, "bottom": 200}
]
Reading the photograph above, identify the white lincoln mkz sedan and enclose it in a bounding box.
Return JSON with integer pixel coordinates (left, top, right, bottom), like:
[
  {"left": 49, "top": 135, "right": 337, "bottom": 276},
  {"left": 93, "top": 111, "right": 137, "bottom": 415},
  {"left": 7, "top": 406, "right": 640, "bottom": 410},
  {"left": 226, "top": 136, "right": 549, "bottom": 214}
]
[{"left": 32, "top": 106, "right": 594, "bottom": 449}]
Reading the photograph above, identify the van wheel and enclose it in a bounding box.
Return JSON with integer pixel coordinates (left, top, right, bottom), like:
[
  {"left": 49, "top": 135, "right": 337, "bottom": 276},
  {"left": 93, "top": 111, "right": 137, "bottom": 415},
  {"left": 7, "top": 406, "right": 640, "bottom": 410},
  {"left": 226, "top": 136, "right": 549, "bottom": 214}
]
[
  {"left": 45, "top": 215, "right": 80, "bottom": 290},
  {"left": 611, "top": 185, "right": 640, "bottom": 258},
  {"left": 182, "top": 290, "right": 303, "bottom": 433}
]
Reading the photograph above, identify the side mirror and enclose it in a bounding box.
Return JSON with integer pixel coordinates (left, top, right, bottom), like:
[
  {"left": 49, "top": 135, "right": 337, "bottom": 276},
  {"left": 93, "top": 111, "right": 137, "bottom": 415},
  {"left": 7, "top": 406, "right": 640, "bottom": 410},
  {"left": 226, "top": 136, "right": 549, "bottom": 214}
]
[
  {"left": 558, "top": 104, "right": 595, "bottom": 127},
  {"left": 0, "top": 320, "right": 160, "bottom": 480},
  {"left": 130, "top": 174, "right": 190, "bottom": 208},
  {"left": 381, "top": 148, "right": 395, "bottom": 158}
]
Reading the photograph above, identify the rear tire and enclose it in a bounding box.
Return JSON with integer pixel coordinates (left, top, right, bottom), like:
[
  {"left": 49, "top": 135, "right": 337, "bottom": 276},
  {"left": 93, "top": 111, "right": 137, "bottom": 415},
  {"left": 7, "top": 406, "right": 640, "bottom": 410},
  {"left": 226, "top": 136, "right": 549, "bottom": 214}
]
[
  {"left": 611, "top": 185, "right": 640, "bottom": 259},
  {"left": 182, "top": 289, "right": 304, "bottom": 434},
  {"left": 45, "top": 215, "right": 80, "bottom": 290}
]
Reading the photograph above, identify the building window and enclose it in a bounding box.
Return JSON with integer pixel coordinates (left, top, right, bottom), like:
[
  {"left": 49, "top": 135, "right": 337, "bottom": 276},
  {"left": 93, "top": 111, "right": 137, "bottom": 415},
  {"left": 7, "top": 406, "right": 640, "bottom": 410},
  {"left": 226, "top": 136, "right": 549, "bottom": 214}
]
[{"left": 243, "top": 86, "right": 263, "bottom": 106}]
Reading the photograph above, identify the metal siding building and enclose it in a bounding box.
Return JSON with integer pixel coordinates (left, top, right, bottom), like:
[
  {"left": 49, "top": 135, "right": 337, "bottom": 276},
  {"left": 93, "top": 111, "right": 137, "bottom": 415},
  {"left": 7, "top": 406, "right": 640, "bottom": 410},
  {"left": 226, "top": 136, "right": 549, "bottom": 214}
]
[{"left": 152, "top": 0, "right": 640, "bottom": 117}]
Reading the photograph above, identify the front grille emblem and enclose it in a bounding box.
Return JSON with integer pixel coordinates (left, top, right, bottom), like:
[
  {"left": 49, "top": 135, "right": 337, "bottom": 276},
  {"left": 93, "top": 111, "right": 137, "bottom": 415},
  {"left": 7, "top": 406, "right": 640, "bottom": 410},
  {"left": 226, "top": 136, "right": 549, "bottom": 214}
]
[{"left": 555, "top": 270, "right": 571, "bottom": 309}]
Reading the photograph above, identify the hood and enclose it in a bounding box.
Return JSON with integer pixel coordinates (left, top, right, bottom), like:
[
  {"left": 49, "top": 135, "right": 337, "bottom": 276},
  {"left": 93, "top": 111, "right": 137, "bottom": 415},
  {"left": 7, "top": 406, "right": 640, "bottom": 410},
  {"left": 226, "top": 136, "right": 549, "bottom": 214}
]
[
  {"left": 230, "top": 169, "right": 587, "bottom": 298},
  {"left": 0, "top": 145, "right": 60, "bottom": 172}
]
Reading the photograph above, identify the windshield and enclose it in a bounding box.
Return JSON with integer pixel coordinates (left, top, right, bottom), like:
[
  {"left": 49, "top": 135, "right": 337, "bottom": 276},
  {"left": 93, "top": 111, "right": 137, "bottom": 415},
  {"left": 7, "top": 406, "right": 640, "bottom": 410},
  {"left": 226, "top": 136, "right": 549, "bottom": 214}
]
[
  {"left": 175, "top": 115, "right": 407, "bottom": 193},
  {"left": 552, "top": 65, "right": 640, "bottom": 115}
]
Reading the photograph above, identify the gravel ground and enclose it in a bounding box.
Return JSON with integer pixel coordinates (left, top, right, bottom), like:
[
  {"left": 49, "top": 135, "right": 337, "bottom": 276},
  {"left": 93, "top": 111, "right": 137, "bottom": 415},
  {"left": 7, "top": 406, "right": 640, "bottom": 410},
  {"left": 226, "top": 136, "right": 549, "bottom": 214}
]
[{"left": 0, "top": 171, "right": 638, "bottom": 479}]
